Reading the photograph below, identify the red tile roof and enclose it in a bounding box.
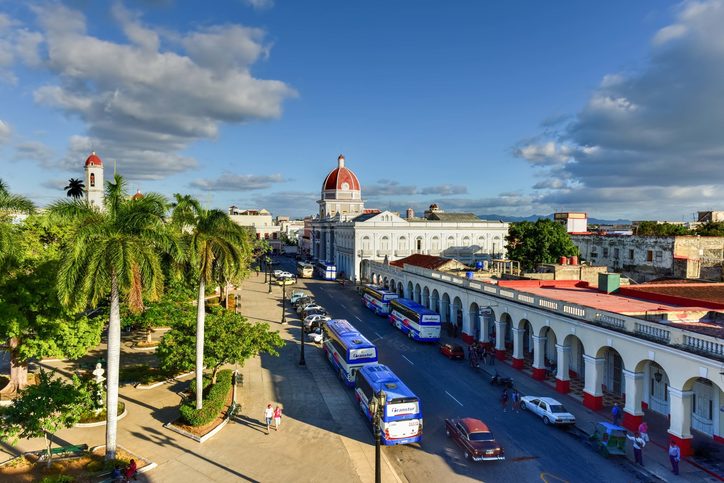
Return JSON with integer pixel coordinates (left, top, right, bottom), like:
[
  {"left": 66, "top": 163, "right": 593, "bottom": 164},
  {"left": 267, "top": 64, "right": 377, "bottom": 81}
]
[{"left": 390, "top": 254, "right": 455, "bottom": 270}]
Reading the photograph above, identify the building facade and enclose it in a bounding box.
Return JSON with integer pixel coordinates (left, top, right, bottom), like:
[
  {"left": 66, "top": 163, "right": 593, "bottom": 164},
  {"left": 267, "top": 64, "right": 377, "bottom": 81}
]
[
  {"left": 571, "top": 234, "right": 724, "bottom": 282},
  {"left": 228, "top": 207, "right": 282, "bottom": 252},
  {"left": 311, "top": 155, "right": 509, "bottom": 280},
  {"left": 364, "top": 259, "right": 724, "bottom": 455}
]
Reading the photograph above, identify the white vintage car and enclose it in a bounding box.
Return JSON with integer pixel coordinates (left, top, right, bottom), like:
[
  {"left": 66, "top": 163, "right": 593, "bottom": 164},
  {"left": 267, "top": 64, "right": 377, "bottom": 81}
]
[{"left": 520, "top": 396, "right": 576, "bottom": 425}]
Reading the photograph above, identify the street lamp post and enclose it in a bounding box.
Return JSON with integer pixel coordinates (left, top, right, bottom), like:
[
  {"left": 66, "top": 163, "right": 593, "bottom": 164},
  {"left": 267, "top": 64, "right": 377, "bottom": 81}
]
[
  {"left": 263, "top": 257, "right": 268, "bottom": 283},
  {"left": 267, "top": 257, "right": 273, "bottom": 294},
  {"left": 281, "top": 279, "right": 288, "bottom": 325},
  {"left": 299, "top": 286, "right": 306, "bottom": 366},
  {"left": 369, "top": 389, "right": 387, "bottom": 483}
]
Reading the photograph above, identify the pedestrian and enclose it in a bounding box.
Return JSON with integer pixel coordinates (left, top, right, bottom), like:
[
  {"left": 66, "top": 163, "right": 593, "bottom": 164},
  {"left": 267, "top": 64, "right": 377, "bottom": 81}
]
[
  {"left": 611, "top": 402, "right": 622, "bottom": 426},
  {"left": 500, "top": 388, "right": 509, "bottom": 412},
  {"left": 110, "top": 465, "right": 122, "bottom": 481},
  {"left": 264, "top": 403, "right": 274, "bottom": 434},
  {"left": 668, "top": 440, "right": 681, "bottom": 475},
  {"left": 626, "top": 431, "right": 646, "bottom": 466},
  {"left": 124, "top": 459, "right": 138, "bottom": 481},
  {"left": 273, "top": 405, "right": 283, "bottom": 431},
  {"left": 511, "top": 389, "right": 520, "bottom": 412},
  {"left": 638, "top": 421, "right": 649, "bottom": 443}
]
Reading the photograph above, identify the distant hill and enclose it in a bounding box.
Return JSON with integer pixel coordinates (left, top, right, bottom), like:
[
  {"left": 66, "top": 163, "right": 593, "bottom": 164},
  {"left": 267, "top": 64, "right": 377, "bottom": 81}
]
[{"left": 476, "top": 213, "right": 631, "bottom": 225}]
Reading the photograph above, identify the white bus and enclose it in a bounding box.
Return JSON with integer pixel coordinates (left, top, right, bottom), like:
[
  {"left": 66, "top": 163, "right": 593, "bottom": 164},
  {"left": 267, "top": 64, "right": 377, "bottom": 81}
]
[
  {"left": 296, "top": 261, "right": 314, "bottom": 278},
  {"left": 362, "top": 285, "right": 399, "bottom": 316},
  {"left": 316, "top": 260, "right": 337, "bottom": 280},
  {"left": 389, "top": 298, "right": 442, "bottom": 342}
]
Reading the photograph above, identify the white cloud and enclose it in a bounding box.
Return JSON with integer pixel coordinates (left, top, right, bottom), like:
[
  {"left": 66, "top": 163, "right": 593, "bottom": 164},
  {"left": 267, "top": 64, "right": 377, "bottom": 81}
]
[
  {"left": 243, "top": 0, "right": 274, "bottom": 10},
  {"left": 7, "top": 3, "right": 295, "bottom": 178},
  {"left": 419, "top": 184, "right": 468, "bottom": 196},
  {"left": 190, "top": 173, "right": 286, "bottom": 191},
  {"left": 514, "top": 0, "right": 724, "bottom": 217},
  {"left": 14, "top": 141, "right": 54, "bottom": 164},
  {"left": 0, "top": 120, "right": 10, "bottom": 142}
]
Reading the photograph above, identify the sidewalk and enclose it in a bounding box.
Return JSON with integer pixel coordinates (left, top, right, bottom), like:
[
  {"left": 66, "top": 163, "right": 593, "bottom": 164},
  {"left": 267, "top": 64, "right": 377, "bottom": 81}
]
[
  {"left": 450, "top": 336, "right": 722, "bottom": 483},
  {"left": 1, "top": 273, "right": 403, "bottom": 482}
]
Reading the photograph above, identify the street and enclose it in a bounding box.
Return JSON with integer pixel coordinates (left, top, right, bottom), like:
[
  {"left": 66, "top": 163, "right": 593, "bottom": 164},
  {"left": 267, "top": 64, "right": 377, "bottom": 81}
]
[{"left": 279, "top": 258, "right": 649, "bottom": 483}]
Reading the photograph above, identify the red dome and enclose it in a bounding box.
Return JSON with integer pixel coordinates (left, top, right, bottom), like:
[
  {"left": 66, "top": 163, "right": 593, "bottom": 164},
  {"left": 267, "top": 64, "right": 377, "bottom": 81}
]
[
  {"left": 322, "top": 155, "right": 360, "bottom": 191},
  {"left": 85, "top": 152, "right": 103, "bottom": 167}
]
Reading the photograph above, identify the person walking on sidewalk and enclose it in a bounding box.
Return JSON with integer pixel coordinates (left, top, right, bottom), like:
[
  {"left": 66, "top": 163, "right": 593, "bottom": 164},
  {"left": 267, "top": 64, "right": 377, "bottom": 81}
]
[
  {"left": 500, "top": 388, "right": 509, "bottom": 412},
  {"left": 273, "top": 405, "right": 283, "bottom": 431},
  {"left": 611, "top": 403, "right": 622, "bottom": 426},
  {"left": 638, "top": 421, "right": 649, "bottom": 443},
  {"left": 668, "top": 440, "right": 681, "bottom": 475},
  {"left": 626, "top": 431, "right": 646, "bottom": 466},
  {"left": 264, "top": 403, "right": 274, "bottom": 434}
]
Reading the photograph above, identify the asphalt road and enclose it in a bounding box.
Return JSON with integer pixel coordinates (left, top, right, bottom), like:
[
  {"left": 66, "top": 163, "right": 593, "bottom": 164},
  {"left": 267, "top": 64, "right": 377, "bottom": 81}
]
[{"left": 277, "top": 258, "right": 648, "bottom": 483}]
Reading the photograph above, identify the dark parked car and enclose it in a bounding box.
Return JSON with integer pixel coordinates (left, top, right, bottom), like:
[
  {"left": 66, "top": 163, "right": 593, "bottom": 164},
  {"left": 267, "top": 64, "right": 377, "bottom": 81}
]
[
  {"left": 293, "top": 296, "right": 315, "bottom": 309},
  {"left": 444, "top": 417, "right": 505, "bottom": 462},
  {"left": 439, "top": 343, "right": 465, "bottom": 360}
]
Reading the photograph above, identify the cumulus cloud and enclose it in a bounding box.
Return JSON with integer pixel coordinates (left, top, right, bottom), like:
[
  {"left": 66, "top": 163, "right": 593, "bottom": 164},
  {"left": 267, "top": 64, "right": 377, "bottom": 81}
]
[
  {"left": 514, "top": 0, "right": 724, "bottom": 217},
  {"left": 5, "top": 3, "right": 295, "bottom": 178},
  {"left": 0, "top": 120, "right": 10, "bottom": 142},
  {"left": 190, "top": 173, "right": 286, "bottom": 191},
  {"left": 243, "top": 0, "right": 274, "bottom": 10},
  {"left": 14, "top": 141, "right": 54, "bottom": 164},
  {"left": 419, "top": 184, "right": 468, "bottom": 196},
  {"left": 364, "top": 180, "right": 468, "bottom": 197}
]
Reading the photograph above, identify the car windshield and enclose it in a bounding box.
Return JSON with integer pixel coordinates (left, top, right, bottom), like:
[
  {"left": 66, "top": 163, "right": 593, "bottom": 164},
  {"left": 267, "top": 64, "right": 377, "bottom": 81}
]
[
  {"left": 469, "top": 432, "right": 495, "bottom": 442},
  {"left": 549, "top": 404, "right": 568, "bottom": 413}
]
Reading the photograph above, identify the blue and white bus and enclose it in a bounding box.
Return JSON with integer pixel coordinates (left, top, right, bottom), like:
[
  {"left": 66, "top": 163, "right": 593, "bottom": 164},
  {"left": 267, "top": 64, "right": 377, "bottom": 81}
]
[
  {"left": 316, "top": 260, "right": 337, "bottom": 280},
  {"left": 355, "top": 364, "right": 423, "bottom": 445},
  {"left": 389, "top": 298, "right": 441, "bottom": 342},
  {"left": 362, "top": 285, "right": 399, "bottom": 315},
  {"left": 322, "top": 319, "right": 378, "bottom": 387}
]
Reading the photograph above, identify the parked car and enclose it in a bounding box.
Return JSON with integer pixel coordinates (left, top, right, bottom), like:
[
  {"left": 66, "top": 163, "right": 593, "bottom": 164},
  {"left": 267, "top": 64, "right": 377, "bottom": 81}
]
[
  {"left": 303, "top": 314, "right": 330, "bottom": 332},
  {"left": 272, "top": 269, "right": 284, "bottom": 278},
  {"left": 293, "top": 296, "right": 314, "bottom": 308},
  {"left": 302, "top": 307, "right": 328, "bottom": 319},
  {"left": 298, "top": 303, "right": 324, "bottom": 315},
  {"left": 275, "top": 271, "right": 294, "bottom": 279},
  {"left": 276, "top": 277, "right": 296, "bottom": 286},
  {"left": 520, "top": 396, "right": 576, "bottom": 426},
  {"left": 439, "top": 343, "right": 465, "bottom": 360},
  {"left": 444, "top": 417, "right": 505, "bottom": 462},
  {"left": 290, "top": 290, "right": 307, "bottom": 303},
  {"left": 589, "top": 422, "right": 627, "bottom": 457},
  {"left": 307, "top": 327, "right": 325, "bottom": 343}
]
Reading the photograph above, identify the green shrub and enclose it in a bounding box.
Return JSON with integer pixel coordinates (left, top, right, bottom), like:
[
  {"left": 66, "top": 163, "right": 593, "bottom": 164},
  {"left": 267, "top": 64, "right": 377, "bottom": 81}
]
[
  {"left": 40, "top": 476, "right": 75, "bottom": 483},
  {"left": 179, "top": 370, "right": 233, "bottom": 426},
  {"left": 119, "top": 365, "right": 171, "bottom": 385}
]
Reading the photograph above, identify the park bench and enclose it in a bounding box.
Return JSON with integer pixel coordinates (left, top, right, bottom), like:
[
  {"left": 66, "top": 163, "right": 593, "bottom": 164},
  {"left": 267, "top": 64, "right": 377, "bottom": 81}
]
[{"left": 27, "top": 443, "right": 88, "bottom": 461}]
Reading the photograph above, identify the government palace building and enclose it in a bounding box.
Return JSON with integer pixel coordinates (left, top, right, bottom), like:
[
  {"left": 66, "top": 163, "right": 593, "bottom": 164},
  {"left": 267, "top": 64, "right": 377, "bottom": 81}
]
[{"left": 311, "top": 155, "right": 509, "bottom": 281}]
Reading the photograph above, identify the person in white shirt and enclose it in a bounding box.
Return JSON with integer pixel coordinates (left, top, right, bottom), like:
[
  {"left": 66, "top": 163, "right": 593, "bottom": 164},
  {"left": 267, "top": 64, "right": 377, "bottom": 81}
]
[
  {"left": 264, "top": 403, "right": 274, "bottom": 434},
  {"left": 626, "top": 431, "right": 646, "bottom": 465}
]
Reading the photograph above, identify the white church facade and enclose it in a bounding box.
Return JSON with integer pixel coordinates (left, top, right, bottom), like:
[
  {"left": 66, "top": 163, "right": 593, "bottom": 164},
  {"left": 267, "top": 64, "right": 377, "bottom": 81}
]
[
  {"left": 84, "top": 152, "right": 104, "bottom": 208},
  {"left": 312, "top": 155, "right": 509, "bottom": 281}
]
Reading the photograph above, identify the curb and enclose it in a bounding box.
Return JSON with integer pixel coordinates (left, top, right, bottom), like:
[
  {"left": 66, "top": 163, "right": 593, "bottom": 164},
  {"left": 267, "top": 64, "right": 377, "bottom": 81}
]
[{"left": 75, "top": 406, "right": 128, "bottom": 428}]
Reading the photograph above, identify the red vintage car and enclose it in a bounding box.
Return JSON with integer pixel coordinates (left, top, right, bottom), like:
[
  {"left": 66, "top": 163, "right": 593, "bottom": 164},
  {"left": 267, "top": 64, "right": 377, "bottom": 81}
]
[
  {"left": 444, "top": 417, "right": 505, "bottom": 462},
  {"left": 439, "top": 343, "right": 465, "bottom": 360}
]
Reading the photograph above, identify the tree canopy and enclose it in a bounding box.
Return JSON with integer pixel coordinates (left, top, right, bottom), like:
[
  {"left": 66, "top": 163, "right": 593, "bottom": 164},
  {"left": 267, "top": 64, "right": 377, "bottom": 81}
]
[
  {"left": 633, "top": 221, "right": 691, "bottom": 236},
  {"left": 694, "top": 221, "right": 724, "bottom": 237},
  {"left": 505, "top": 218, "right": 579, "bottom": 271},
  {"left": 158, "top": 308, "right": 284, "bottom": 383}
]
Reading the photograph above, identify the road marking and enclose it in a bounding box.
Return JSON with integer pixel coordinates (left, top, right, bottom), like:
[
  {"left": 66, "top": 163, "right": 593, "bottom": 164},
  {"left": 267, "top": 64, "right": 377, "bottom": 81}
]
[
  {"left": 401, "top": 355, "right": 414, "bottom": 365},
  {"left": 340, "top": 303, "right": 348, "bottom": 310},
  {"left": 354, "top": 316, "right": 363, "bottom": 322},
  {"left": 373, "top": 331, "right": 383, "bottom": 339},
  {"left": 445, "top": 391, "right": 463, "bottom": 407},
  {"left": 540, "top": 473, "right": 568, "bottom": 483}
]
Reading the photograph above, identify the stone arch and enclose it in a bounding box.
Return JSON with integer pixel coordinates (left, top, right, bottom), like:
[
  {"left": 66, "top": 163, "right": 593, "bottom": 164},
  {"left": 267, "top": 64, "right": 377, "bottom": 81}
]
[
  {"left": 397, "top": 281, "right": 404, "bottom": 296},
  {"left": 563, "top": 334, "right": 586, "bottom": 381},
  {"left": 469, "top": 302, "right": 481, "bottom": 342},
  {"left": 518, "top": 319, "right": 534, "bottom": 355},
  {"left": 441, "top": 293, "right": 451, "bottom": 324},
  {"left": 499, "top": 313, "right": 513, "bottom": 346},
  {"left": 406, "top": 281, "right": 414, "bottom": 299},
  {"left": 415, "top": 236, "right": 424, "bottom": 252},
  {"left": 595, "top": 346, "right": 625, "bottom": 396},
  {"left": 361, "top": 235, "right": 371, "bottom": 251},
  {"left": 431, "top": 236, "right": 440, "bottom": 252},
  {"left": 681, "top": 376, "right": 723, "bottom": 437},
  {"left": 414, "top": 283, "right": 422, "bottom": 304},
  {"left": 462, "top": 235, "right": 471, "bottom": 246},
  {"left": 422, "top": 286, "right": 430, "bottom": 308},
  {"left": 388, "top": 278, "right": 395, "bottom": 291},
  {"left": 380, "top": 236, "right": 390, "bottom": 251},
  {"left": 431, "top": 289, "right": 440, "bottom": 313},
  {"left": 634, "top": 360, "right": 670, "bottom": 416},
  {"left": 452, "top": 296, "right": 463, "bottom": 337},
  {"left": 539, "top": 325, "right": 557, "bottom": 365},
  {"left": 383, "top": 276, "right": 389, "bottom": 289},
  {"left": 447, "top": 235, "right": 455, "bottom": 248}
]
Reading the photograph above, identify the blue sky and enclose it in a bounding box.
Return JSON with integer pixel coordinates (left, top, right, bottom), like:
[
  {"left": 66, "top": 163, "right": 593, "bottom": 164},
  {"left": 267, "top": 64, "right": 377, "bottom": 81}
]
[{"left": 1, "top": 0, "right": 723, "bottom": 220}]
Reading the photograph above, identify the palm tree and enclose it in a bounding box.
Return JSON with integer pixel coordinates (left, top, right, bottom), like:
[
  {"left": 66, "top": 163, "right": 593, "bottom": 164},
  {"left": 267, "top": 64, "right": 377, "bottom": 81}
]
[
  {"left": 50, "top": 174, "right": 170, "bottom": 460},
  {"left": 170, "top": 194, "right": 249, "bottom": 409},
  {"left": 63, "top": 178, "right": 85, "bottom": 199},
  {"left": 0, "top": 179, "right": 35, "bottom": 267}
]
